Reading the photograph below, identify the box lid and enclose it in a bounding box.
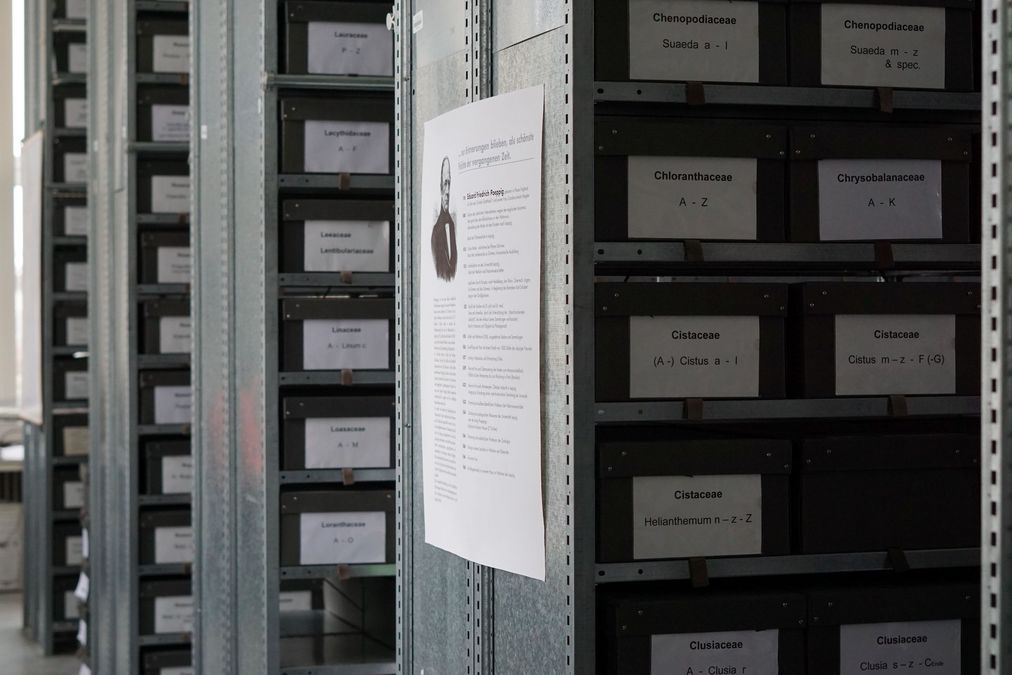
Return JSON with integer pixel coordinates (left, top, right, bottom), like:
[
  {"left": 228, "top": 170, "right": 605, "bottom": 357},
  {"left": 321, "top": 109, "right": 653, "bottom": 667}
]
[
  {"left": 794, "top": 282, "right": 980, "bottom": 315},
  {"left": 283, "top": 395, "right": 394, "bottom": 420},
  {"left": 143, "top": 299, "right": 190, "bottom": 318},
  {"left": 801, "top": 434, "right": 978, "bottom": 471},
  {"left": 139, "top": 578, "right": 191, "bottom": 598},
  {"left": 280, "top": 489, "right": 393, "bottom": 514},
  {"left": 599, "top": 438, "right": 792, "bottom": 478},
  {"left": 282, "top": 199, "right": 394, "bottom": 223},
  {"left": 136, "top": 18, "right": 188, "bottom": 37},
  {"left": 808, "top": 584, "right": 978, "bottom": 625},
  {"left": 285, "top": 0, "right": 390, "bottom": 24},
  {"left": 610, "top": 590, "right": 806, "bottom": 635},
  {"left": 143, "top": 439, "right": 191, "bottom": 457},
  {"left": 281, "top": 297, "right": 393, "bottom": 321},
  {"left": 139, "top": 369, "right": 190, "bottom": 388},
  {"left": 280, "top": 96, "right": 393, "bottom": 124},
  {"left": 596, "top": 118, "right": 787, "bottom": 159},
  {"left": 597, "top": 282, "right": 788, "bottom": 317},
  {"left": 791, "top": 125, "right": 971, "bottom": 161}
]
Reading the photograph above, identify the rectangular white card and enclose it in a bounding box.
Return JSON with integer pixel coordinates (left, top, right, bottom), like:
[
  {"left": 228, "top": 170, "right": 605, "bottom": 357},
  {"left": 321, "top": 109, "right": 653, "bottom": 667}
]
[
  {"left": 151, "top": 104, "right": 190, "bottom": 142},
  {"left": 152, "top": 35, "right": 191, "bottom": 73},
  {"left": 629, "top": 0, "right": 760, "bottom": 83},
  {"left": 63, "top": 481, "right": 84, "bottom": 509},
  {"left": 151, "top": 175, "right": 191, "bottom": 214},
  {"left": 154, "top": 385, "right": 192, "bottom": 424},
  {"left": 64, "top": 205, "right": 88, "bottom": 236},
  {"left": 74, "top": 572, "right": 89, "bottom": 601},
  {"left": 157, "top": 246, "right": 191, "bottom": 284},
  {"left": 64, "top": 98, "right": 88, "bottom": 128},
  {"left": 301, "top": 319, "right": 389, "bottom": 370},
  {"left": 818, "top": 159, "right": 943, "bottom": 240},
  {"left": 303, "top": 220, "right": 391, "bottom": 272},
  {"left": 302, "top": 121, "right": 390, "bottom": 174},
  {"left": 821, "top": 4, "right": 945, "bottom": 89},
  {"left": 633, "top": 474, "right": 762, "bottom": 559},
  {"left": 307, "top": 21, "right": 394, "bottom": 76},
  {"left": 840, "top": 619, "right": 960, "bottom": 675},
  {"left": 160, "top": 669, "right": 194, "bottom": 675},
  {"left": 65, "top": 0, "right": 87, "bottom": 19},
  {"left": 66, "top": 316, "right": 88, "bottom": 345},
  {"left": 834, "top": 314, "right": 956, "bottom": 395},
  {"left": 304, "top": 417, "right": 390, "bottom": 469},
  {"left": 154, "top": 595, "right": 194, "bottom": 634},
  {"left": 65, "top": 371, "right": 89, "bottom": 400},
  {"left": 652, "top": 629, "right": 779, "bottom": 674},
  {"left": 66, "top": 536, "right": 84, "bottom": 566},
  {"left": 65, "top": 591, "right": 80, "bottom": 620},
  {"left": 628, "top": 156, "right": 758, "bottom": 240},
  {"left": 154, "top": 526, "right": 194, "bottom": 564},
  {"left": 65, "top": 262, "right": 88, "bottom": 292},
  {"left": 299, "top": 511, "right": 386, "bottom": 565},
  {"left": 68, "top": 43, "right": 87, "bottom": 73},
  {"left": 63, "top": 426, "right": 89, "bottom": 456},
  {"left": 64, "top": 153, "right": 88, "bottom": 184},
  {"left": 161, "top": 455, "right": 194, "bottom": 495},
  {"left": 629, "top": 315, "right": 761, "bottom": 398},
  {"left": 159, "top": 316, "right": 192, "bottom": 354},
  {"left": 279, "top": 590, "right": 313, "bottom": 612}
]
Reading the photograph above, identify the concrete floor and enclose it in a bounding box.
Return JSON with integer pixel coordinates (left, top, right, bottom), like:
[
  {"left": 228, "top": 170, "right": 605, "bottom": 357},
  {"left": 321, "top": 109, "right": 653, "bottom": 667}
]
[{"left": 0, "top": 592, "right": 80, "bottom": 675}]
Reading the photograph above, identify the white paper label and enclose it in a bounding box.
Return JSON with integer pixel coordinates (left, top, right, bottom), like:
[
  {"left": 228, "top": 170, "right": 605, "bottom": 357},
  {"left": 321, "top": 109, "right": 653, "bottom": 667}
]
[
  {"left": 157, "top": 246, "right": 191, "bottom": 284},
  {"left": 63, "top": 481, "right": 84, "bottom": 509},
  {"left": 629, "top": 315, "right": 761, "bottom": 398},
  {"left": 629, "top": 0, "right": 760, "bottom": 83},
  {"left": 299, "top": 511, "right": 386, "bottom": 565},
  {"left": 652, "top": 629, "right": 779, "bottom": 674},
  {"left": 307, "top": 21, "right": 393, "bottom": 76},
  {"left": 161, "top": 455, "right": 194, "bottom": 494},
  {"left": 303, "top": 220, "right": 390, "bottom": 272},
  {"left": 66, "top": 316, "right": 88, "bottom": 345},
  {"left": 303, "top": 121, "right": 390, "bottom": 174},
  {"left": 305, "top": 417, "right": 390, "bottom": 468},
  {"left": 63, "top": 426, "right": 89, "bottom": 456},
  {"left": 154, "top": 595, "right": 194, "bottom": 633},
  {"left": 834, "top": 314, "right": 956, "bottom": 395},
  {"left": 159, "top": 316, "right": 192, "bottom": 354},
  {"left": 840, "top": 619, "right": 960, "bottom": 675},
  {"left": 65, "top": 371, "right": 89, "bottom": 400},
  {"left": 152, "top": 104, "right": 190, "bottom": 142},
  {"left": 160, "top": 669, "right": 194, "bottom": 675},
  {"left": 74, "top": 572, "right": 89, "bottom": 601},
  {"left": 64, "top": 153, "right": 88, "bottom": 183},
  {"left": 66, "top": 535, "right": 83, "bottom": 566},
  {"left": 81, "top": 528, "right": 89, "bottom": 559},
  {"left": 65, "top": 262, "right": 88, "bottom": 291},
  {"left": 68, "top": 43, "right": 87, "bottom": 73},
  {"left": 150, "top": 175, "right": 190, "bottom": 214},
  {"left": 821, "top": 4, "right": 945, "bottom": 89},
  {"left": 628, "top": 156, "right": 758, "bottom": 240},
  {"left": 302, "top": 319, "right": 389, "bottom": 371},
  {"left": 153, "top": 385, "right": 192, "bottom": 425},
  {"left": 633, "top": 474, "right": 762, "bottom": 559},
  {"left": 64, "top": 98, "right": 87, "bottom": 128},
  {"left": 818, "top": 159, "right": 943, "bottom": 241},
  {"left": 65, "top": 592, "right": 80, "bottom": 620},
  {"left": 152, "top": 35, "right": 191, "bottom": 73},
  {"left": 279, "top": 590, "right": 313, "bottom": 612},
  {"left": 64, "top": 205, "right": 88, "bottom": 236},
  {"left": 154, "top": 526, "right": 194, "bottom": 564},
  {"left": 65, "top": 0, "right": 87, "bottom": 19}
]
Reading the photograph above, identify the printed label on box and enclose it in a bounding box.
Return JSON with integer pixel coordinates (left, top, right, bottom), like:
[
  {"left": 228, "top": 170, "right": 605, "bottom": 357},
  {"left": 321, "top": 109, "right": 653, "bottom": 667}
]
[
  {"left": 65, "top": 262, "right": 88, "bottom": 292},
  {"left": 303, "top": 120, "right": 390, "bottom": 174},
  {"left": 82, "top": 528, "right": 89, "bottom": 558},
  {"left": 65, "top": 0, "right": 87, "bottom": 19},
  {"left": 154, "top": 526, "right": 194, "bottom": 564},
  {"left": 629, "top": 0, "right": 760, "bottom": 83},
  {"left": 157, "top": 246, "right": 191, "bottom": 284},
  {"left": 821, "top": 4, "right": 945, "bottom": 89},
  {"left": 65, "top": 591, "right": 80, "bottom": 620},
  {"left": 152, "top": 35, "right": 191, "bottom": 73},
  {"left": 304, "top": 417, "right": 390, "bottom": 469},
  {"left": 154, "top": 385, "right": 192, "bottom": 424},
  {"left": 74, "top": 572, "right": 89, "bottom": 601},
  {"left": 629, "top": 315, "right": 760, "bottom": 398},
  {"left": 64, "top": 98, "right": 87, "bottom": 128},
  {"left": 66, "top": 316, "right": 88, "bottom": 345},
  {"left": 64, "top": 153, "right": 88, "bottom": 183},
  {"left": 299, "top": 511, "right": 386, "bottom": 565},
  {"left": 633, "top": 474, "right": 762, "bottom": 559},
  {"left": 834, "top": 314, "right": 956, "bottom": 395},
  {"left": 150, "top": 175, "right": 190, "bottom": 214},
  {"left": 628, "top": 156, "right": 758, "bottom": 240},
  {"left": 64, "top": 205, "right": 88, "bottom": 236},
  {"left": 652, "top": 629, "right": 779, "bottom": 674},
  {"left": 68, "top": 43, "right": 87, "bottom": 73},
  {"left": 302, "top": 319, "right": 389, "bottom": 371},
  {"left": 63, "top": 481, "right": 84, "bottom": 509},
  {"left": 307, "top": 21, "right": 393, "bottom": 76},
  {"left": 160, "top": 669, "right": 194, "bottom": 675},
  {"left": 818, "top": 159, "right": 943, "bottom": 240},
  {"left": 159, "top": 316, "right": 192, "bottom": 354},
  {"left": 279, "top": 590, "right": 313, "bottom": 612},
  {"left": 66, "top": 535, "right": 83, "bottom": 566},
  {"left": 161, "top": 455, "right": 194, "bottom": 495},
  {"left": 303, "top": 220, "right": 390, "bottom": 272},
  {"left": 65, "top": 371, "right": 89, "bottom": 400},
  {"left": 63, "top": 426, "right": 89, "bottom": 456},
  {"left": 840, "top": 619, "right": 960, "bottom": 675},
  {"left": 151, "top": 104, "right": 190, "bottom": 142},
  {"left": 154, "top": 595, "right": 194, "bottom": 634}
]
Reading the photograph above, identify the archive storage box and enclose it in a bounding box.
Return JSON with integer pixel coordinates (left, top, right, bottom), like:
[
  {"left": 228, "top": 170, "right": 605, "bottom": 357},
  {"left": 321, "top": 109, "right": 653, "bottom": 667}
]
[
  {"left": 595, "top": 118, "right": 787, "bottom": 242},
  {"left": 54, "top": 466, "right": 84, "bottom": 511},
  {"left": 280, "top": 298, "right": 394, "bottom": 372},
  {"left": 799, "top": 433, "right": 978, "bottom": 552},
  {"left": 137, "top": 85, "right": 190, "bottom": 142},
  {"left": 790, "top": 0, "right": 975, "bottom": 90},
  {"left": 53, "top": 85, "right": 87, "bottom": 129},
  {"left": 605, "top": 589, "right": 806, "bottom": 674},
  {"left": 280, "top": 96, "right": 394, "bottom": 175},
  {"left": 143, "top": 440, "right": 193, "bottom": 495},
  {"left": 54, "top": 357, "right": 89, "bottom": 403},
  {"left": 142, "top": 649, "right": 192, "bottom": 675},
  {"left": 53, "top": 523, "right": 83, "bottom": 567},
  {"left": 55, "top": 197, "right": 88, "bottom": 237},
  {"left": 139, "top": 369, "right": 192, "bottom": 425},
  {"left": 789, "top": 124, "right": 972, "bottom": 242},
  {"left": 281, "top": 199, "right": 394, "bottom": 273},
  {"left": 138, "top": 159, "right": 190, "bottom": 216},
  {"left": 282, "top": 395, "right": 395, "bottom": 470},
  {"left": 595, "top": 0, "right": 788, "bottom": 84},
  {"left": 140, "top": 578, "right": 193, "bottom": 635},
  {"left": 136, "top": 17, "right": 190, "bottom": 73},
  {"left": 598, "top": 438, "right": 791, "bottom": 562},
  {"left": 283, "top": 1, "right": 394, "bottom": 76},
  {"left": 279, "top": 579, "right": 326, "bottom": 612},
  {"left": 139, "top": 231, "right": 191, "bottom": 284},
  {"left": 54, "top": 32, "right": 87, "bottom": 74},
  {"left": 54, "top": 301, "right": 87, "bottom": 347},
  {"left": 139, "top": 509, "right": 193, "bottom": 565},
  {"left": 54, "top": 136, "right": 88, "bottom": 184},
  {"left": 807, "top": 583, "right": 979, "bottom": 672},
  {"left": 141, "top": 299, "right": 191, "bottom": 355},
  {"left": 595, "top": 282, "right": 788, "bottom": 401},
  {"left": 279, "top": 489, "right": 395, "bottom": 566},
  {"left": 53, "top": 575, "right": 80, "bottom": 622},
  {"left": 791, "top": 282, "right": 980, "bottom": 397},
  {"left": 53, "top": 414, "right": 88, "bottom": 458},
  {"left": 55, "top": 0, "right": 87, "bottom": 20},
  {"left": 55, "top": 246, "right": 88, "bottom": 292}
]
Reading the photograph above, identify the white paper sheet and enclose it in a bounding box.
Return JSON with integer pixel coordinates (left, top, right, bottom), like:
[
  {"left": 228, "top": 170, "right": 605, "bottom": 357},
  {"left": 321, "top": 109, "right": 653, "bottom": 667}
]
[
  {"left": 154, "top": 595, "right": 194, "bottom": 633},
  {"left": 420, "top": 86, "right": 546, "bottom": 580},
  {"left": 68, "top": 43, "right": 87, "bottom": 74},
  {"left": 303, "top": 220, "right": 390, "bottom": 272},
  {"left": 17, "top": 131, "right": 44, "bottom": 425},
  {"left": 157, "top": 246, "right": 191, "bottom": 284},
  {"left": 159, "top": 316, "right": 192, "bottom": 354},
  {"left": 307, "top": 21, "right": 393, "bottom": 76},
  {"left": 76, "top": 618, "right": 87, "bottom": 644},
  {"left": 154, "top": 526, "right": 194, "bottom": 564},
  {"left": 64, "top": 98, "right": 88, "bottom": 128},
  {"left": 65, "top": 317, "right": 88, "bottom": 345},
  {"left": 64, "top": 153, "right": 87, "bottom": 183},
  {"left": 299, "top": 511, "right": 386, "bottom": 565},
  {"left": 304, "top": 417, "right": 390, "bottom": 468},
  {"left": 302, "top": 120, "right": 389, "bottom": 174},
  {"left": 301, "top": 319, "right": 389, "bottom": 370},
  {"left": 64, "top": 262, "right": 88, "bottom": 292},
  {"left": 63, "top": 481, "right": 84, "bottom": 509},
  {"left": 64, "top": 371, "right": 89, "bottom": 400},
  {"left": 161, "top": 455, "right": 194, "bottom": 494},
  {"left": 74, "top": 572, "right": 89, "bottom": 601},
  {"left": 652, "top": 629, "right": 779, "bottom": 674},
  {"left": 840, "top": 620, "right": 960, "bottom": 675},
  {"left": 153, "top": 385, "right": 192, "bottom": 424},
  {"left": 151, "top": 104, "right": 190, "bottom": 142},
  {"left": 150, "top": 175, "right": 191, "bottom": 214},
  {"left": 64, "top": 205, "right": 88, "bottom": 236},
  {"left": 152, "top": 35, "right": 191, "bottom": 73}
]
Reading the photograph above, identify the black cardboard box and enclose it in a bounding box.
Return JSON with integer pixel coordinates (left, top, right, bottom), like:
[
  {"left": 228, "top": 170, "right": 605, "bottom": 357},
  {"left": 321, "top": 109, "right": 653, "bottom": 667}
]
[
  {"left": 282, "top": 395, "right": 394, "bottom": 470},
  {"left": 139, "top": 231, "right": 191, "bottom": 284},
  {"left": 138, "top": 160, "right": 190, "bottom": 216},
  {"left": 142, "top": 648, "right": 192, "bottom": 675},
  {"left": 141, "top": 299, "right": 191, "bottom": 355},
  {"left": 281, "top": 199, "right": 394, "bottom": 273},
  {"left": 54, "top": 301, "right": 87, "bottom": 347},
  {"left": 136, "top": 17, "right": 189, "bottom": 74},
  {"left": 54, "top": 357, "right": 89, "bottom": 404},
  {"left": 279, "top": 489, "right": 395, "bottom": 566},
  {"left": 54, "top": 136, "right": 88, "bottom": 185},
  {"left": 137, "top": 85, "right": 190, "bottom": 142},
  {"left": 280, "top": 297, "right": 394, "bottom": 372},
  {"left": 139, "top": 508, "right": 193, "bottom": 565},
  {"left": 54, "top": 246, "right": 88, "bottom": 293},
  {"left": 53, "top": 85, "right": 87, "bottom": 129},
  {"left": 53, "top": 523, "right": 83, "bottom": 567},
  {"left": 53, "top": 575, "right": 80, "bottom": 622},
  {"left": 143, "top": 439, "right": 193, "bottom": 495},
  {"left": 139, "top": 369, "right": 192, "bottom": 425},
  {"left": 139, "top": 578, "right": 193, "bottom": 636},
  {"left": 53, "top": 414, "right": 88, "bottom": 458},
  {"left": 54, "top": 32, "right": 86, "bottom": 74},
  {"left": 54, "top": 197, "right": 88, "bottom": 237},
  {"left": 283, "top": 1, "right": 393, "bottom": 76},
  {"left": 279, "top": 96, "right": 394, "bottom": 175},
  {"left": 54, "top": 466, "right": 84, "bottom": 511},
  {"left": 54, "top": 0, "right": 87, "bottom": 20}
]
